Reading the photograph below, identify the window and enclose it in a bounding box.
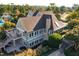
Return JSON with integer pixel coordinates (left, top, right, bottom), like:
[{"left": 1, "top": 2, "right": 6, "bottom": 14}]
[
  {"left": 35, "top": 32, "right": 37, "bottom": 35},
  {"left": 32, "top": 32, "right": 33, "bottom": 36},
  {"left": 40, "top": 30, "right": 41, "bottom": 34},
  {"left": 35, "top": 41, "right": 37, "bottom": 44},
  {"left": 5, "top": 45, "right": 10, "bottom": 48},
  {"left": 40, "top": 30, "right": 43, "bottom": 34},
  {"left": 30, "top": 42, "right": 34, "bottom": 46},
  {"left": 39, "top": 39, "right": 42, "bottom": 42},
  {"left": 41, "top": 30, "right": 43, "bottom": 34},
  {"left": 29, "top": 34, "right": 31, "bottom": 37},
  {"left": 36, "top": 40, "right": 38, "bottom": 43},
  {"left": 32, "top": 42, "right": 34, "bottom": 45},
  {"left": 29, "top": 32, "right": 33, "bottom": 37},
  {"left": 22, "top": 32, "right": 25, "bottom": 36},
  {"left": 30, "top": 43, "right": 32, "bottom": 46},
  {"left": 44, "top": 29, "right": 46, "bottom": 33},
  {"left": 36, "top": 31, "right": 38, "bottom": 35}
]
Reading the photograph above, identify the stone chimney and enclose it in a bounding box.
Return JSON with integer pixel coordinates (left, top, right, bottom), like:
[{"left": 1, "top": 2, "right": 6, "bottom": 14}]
[
  {"left": 46, "top": 18, "right": 51, "bottom": 33},
  {"left": 45, "top": 18, "right": 51, "bottom": 40}
]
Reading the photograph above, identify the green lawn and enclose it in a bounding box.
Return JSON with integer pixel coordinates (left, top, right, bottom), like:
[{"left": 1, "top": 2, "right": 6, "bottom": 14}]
[
  {"left": 40, "top": 48, "right": 57, "bottom": 56},
  {"left": 64, "top": 47, "right": 79, "bottom": 56},
  {"left": 0, "top": 52, "right": 14, "bottom": 56}
]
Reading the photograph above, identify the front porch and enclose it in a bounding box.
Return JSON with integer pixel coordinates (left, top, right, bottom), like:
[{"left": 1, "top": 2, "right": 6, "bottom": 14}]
[{"left": 4, "top": 39, "right": 26, "bottom": 53}]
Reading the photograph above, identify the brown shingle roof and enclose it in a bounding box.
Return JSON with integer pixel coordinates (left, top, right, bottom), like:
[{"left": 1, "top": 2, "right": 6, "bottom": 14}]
[
  {"left": 18, "top": 16, "right": 42, "bottom": 32},
  {"left": 51, "top": 13, "right": 67, "bottom": 31},
  {"left": 17, "top": 11, "right": 67, "bottom": 32},
  {"left": 39, "top": 11, "right": 67, "bottom": 31}
]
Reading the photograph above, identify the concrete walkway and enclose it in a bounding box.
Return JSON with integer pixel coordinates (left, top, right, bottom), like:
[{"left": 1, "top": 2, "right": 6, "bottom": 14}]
[
  {"left": 48, "top": 39, "right": 73, "bottom": 56},
  {"left": 48, "top": 49, "right": 65, "bottom": 56}
]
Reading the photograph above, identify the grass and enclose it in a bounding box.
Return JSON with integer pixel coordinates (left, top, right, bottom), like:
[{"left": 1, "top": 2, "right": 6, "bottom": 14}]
[
  {"left": 64, "top": 47, "right": 79, "bottom": 56},
  {"left": 0, "top": 52, "right": 14, "bottom": 56},
  {"left": 40, "top": 48, "right": 57, "bottom": 56}
]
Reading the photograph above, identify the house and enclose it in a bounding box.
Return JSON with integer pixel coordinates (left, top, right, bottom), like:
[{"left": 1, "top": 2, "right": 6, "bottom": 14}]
[
  {"left": 2, "top": 12, "right": 12, "bottom": 21},
  {"left": 0, "top": 13, "right": 13, "bottom": 27},
  {"left": 0, "top": 11, "right": 67, "bottom": 53}
]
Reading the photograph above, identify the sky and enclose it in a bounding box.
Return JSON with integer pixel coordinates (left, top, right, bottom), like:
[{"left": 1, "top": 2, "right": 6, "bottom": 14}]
[{"left": 0, "top": 0, "right": 79, "bottom": 7}]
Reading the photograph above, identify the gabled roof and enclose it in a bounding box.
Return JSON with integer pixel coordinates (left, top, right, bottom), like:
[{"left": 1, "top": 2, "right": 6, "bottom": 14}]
[
  {"left": 17, "top": 11, "right": 67, "bottom": 32},
  {"left": 51, "top": 14, "right": 67, "bottom": 31},
  {"left": 39, "top": 11, "right": 67, "bottom": 31},
  {"left": 17, "top": 16, "right": 42, "bottom": 32}
]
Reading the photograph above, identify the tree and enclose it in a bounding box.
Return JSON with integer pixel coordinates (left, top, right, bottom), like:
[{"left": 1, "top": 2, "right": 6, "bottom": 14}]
[
  {"left": 50, "top": 3, "right": 55, "bottom": 11},
  {"left": 66, "top": 12, "right": 79, "bottom": 21},
  {"left": 3, "top": 21, "right": 15, "bottom": 30},
  {"left": 47, "top": 3, "right": 61, "bottom": 20},
  {"left": 0, "top": 31, "right": 6, "bottom": 41},
  {"left": 46, "top": 6, "right": 51, "bottom": 11},
  {"left": 15, "top": 8, "right": 21, "bottom": 16},
  {"left": 67, "top": 19, "right": 79, "bottom": 29},
  {"left": 72, "top": 4, "right": 79, "bottom": 11},
  {"left": 15, "top": 49, "right": 38, "bottom": 56},
  {"left": 64, "top": 18, "right": 79, "bottom": 51},
  {"left": 49, "top": 3, "right": 60, "bottom": 13},
  {"left": 55, "top": 14, "right": 61, "bottom": 21},
  {"left": 24, "top": 4, "right": 30, "bottom": 15},
  {"left": 0, "top": 4, "right": 5, "bottom": 16},
  {"left": 59, "top": 6, "right": 70, "bottom": 14},
  {"left": 64, "top": 26, "right": 79, "bottom": 50}
]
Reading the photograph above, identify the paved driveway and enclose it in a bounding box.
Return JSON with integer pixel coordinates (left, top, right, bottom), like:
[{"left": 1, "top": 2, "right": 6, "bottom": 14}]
[
  {"left": 48, "top": 49, "right": 65, "bottom": 56},
  {"left": 48, "top": 40, "right": 73, "bottom": 56}
]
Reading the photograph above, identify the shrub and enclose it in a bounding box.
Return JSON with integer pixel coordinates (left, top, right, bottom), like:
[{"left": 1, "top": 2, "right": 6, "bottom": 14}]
[
  {"left": 3, "top": 21, "right": 15, "bottom": 30},
  {"left": 0, "top": 31, "right": 6, "bottom": 41},
  {"left": 64, "top": 47, "right": 79, "bottom": 56},
  {"left": 49, "top": 33, "right": 62, "bottom": 40},
  {"left": 67, "top": 19, "right": 79, "bottom": 29},
  {"left": 42, "top": 40, "right": 48, "bottom": 47},
  {"left": 48, "top": 33, "right": 62, "bottom": 48}
]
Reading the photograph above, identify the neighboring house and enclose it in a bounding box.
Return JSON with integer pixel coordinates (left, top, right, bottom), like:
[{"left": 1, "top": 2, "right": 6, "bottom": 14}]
[
  {"left": 2, "top": 12, "right": 12, "bottom": 21},
  {"left": 0, "top": 13, "right": 12, "bottom": 27},
  {"left": 0, "top": 11, "right": 67, "bottom": 53}
]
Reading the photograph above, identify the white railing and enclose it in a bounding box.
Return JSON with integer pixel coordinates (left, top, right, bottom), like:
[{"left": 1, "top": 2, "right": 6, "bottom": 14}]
[
  {"left": 0, "top": 37, "right": 12, "bottom": 48},
  {"left": 0, "top": 28, "right": 47, "bottom": 49},
  {"left": 28, "top": 28, "right": 46, "bottom": 38},
  {"left": 27, "top": 32, "right": 46, "bottom": 42}
]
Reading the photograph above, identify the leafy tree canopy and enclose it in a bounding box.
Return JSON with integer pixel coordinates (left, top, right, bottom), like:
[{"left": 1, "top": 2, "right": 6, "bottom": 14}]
[{"left": 67, "top": 19, "right": 79, "bottom": 29}]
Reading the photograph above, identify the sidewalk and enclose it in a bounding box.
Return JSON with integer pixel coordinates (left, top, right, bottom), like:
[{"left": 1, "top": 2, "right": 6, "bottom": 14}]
[
  {"left": 48, "top": 39, "right": 73, "bottom": 56},
  {"left": 48, "top": 49, "right": 65, "bottom": 56}
]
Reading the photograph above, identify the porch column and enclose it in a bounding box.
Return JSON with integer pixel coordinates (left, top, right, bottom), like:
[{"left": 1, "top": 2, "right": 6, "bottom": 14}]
[
  {"left": 13, "top": 40, "right": 16, "bottom": 54},
  {"left": 3, "top": 46, "right": 5, "bottom": 51},
  {"left": 13, "top": 40, "right": 16, "bottom": 47}
]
